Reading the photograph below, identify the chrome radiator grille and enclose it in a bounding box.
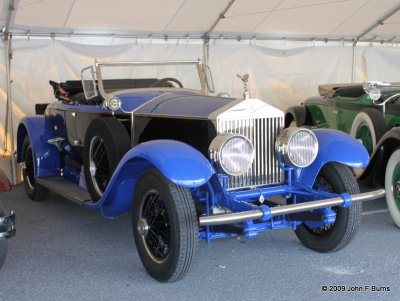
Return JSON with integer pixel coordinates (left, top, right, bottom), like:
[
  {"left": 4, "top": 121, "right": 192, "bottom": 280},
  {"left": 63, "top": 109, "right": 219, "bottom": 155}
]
[{"left": 217, "top": 117, "right": 284, "bottom": 190}]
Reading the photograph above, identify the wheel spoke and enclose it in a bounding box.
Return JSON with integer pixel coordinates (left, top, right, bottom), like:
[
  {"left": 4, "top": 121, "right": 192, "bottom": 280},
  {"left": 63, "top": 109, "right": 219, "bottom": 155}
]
[{"left": 141, "top": 190, "right": 171, "bottom": 261}]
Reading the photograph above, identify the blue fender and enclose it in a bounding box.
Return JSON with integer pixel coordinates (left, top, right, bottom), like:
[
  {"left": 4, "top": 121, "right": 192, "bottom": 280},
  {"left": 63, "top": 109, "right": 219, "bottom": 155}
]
[
  {"left": 17, "top": 116, "right": 60, "bottom": 177},
  {"left": 85, "top": 140, "right": 215, "bottom": 217},
  {"left": 297, "top": 129, "right": 369, "bottom": 186}
]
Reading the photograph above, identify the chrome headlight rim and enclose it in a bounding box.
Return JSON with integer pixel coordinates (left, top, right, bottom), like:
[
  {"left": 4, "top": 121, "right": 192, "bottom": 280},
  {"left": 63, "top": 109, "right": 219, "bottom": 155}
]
[
  {"left": 275, "top": 127, "right": 318, "bottom": 168},
  {"left": 106, "top": 96, "right": 122, "bottom": 111},
  {"left": 209, "top": 133, "right": 254, "bottom": 176}
]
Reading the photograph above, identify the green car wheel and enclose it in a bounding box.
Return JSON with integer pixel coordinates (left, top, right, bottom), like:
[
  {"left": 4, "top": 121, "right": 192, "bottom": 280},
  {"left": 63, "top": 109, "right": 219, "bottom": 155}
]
[
  {"left": 385, "top": 149, "right": 400, "bottom": 228},
  {"left": 350, "top": 109, "right": 387, "bottom": 177}
]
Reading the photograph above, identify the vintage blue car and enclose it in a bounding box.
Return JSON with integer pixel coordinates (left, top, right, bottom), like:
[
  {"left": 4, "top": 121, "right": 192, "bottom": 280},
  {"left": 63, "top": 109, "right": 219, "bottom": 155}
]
[
  {"left": 17, "top": 60, "right": 384, "bottom": 282},
  {"left": 0, "top": 168, "right": 15, "bottom": 269}
]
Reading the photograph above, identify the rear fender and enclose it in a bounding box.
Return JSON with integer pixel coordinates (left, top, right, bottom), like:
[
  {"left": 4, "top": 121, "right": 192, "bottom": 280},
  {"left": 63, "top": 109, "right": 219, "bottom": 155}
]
[
  {"left": 86, "top": 140, "right": 215, "bottom": 217},
  {"left": 298, "top": 129, "right": 369, "bottom": 186},
  {"left": 17, "top": 116, "right": 60, "bottom": 177}
]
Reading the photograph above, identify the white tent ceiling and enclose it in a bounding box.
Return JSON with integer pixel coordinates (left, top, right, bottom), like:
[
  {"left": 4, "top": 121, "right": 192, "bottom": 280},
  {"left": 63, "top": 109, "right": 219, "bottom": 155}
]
[
  {"left": 1, "top": 0, "right": 400, "bottom": 42},
  {"left": 2, "top": 0, "right": 400, "bottom": 183}
]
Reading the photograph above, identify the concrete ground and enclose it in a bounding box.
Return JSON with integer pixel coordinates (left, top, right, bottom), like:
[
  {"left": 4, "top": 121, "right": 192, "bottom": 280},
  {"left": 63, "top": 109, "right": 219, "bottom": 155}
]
[{"left": 0, "top": 184, "right": 399, "bottom": 301}]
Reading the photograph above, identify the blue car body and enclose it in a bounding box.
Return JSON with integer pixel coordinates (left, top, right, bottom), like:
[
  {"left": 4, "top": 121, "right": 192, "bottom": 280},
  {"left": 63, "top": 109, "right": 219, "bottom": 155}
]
[{"left": 15, "top": 60, "right": 385, "bottom": 282}]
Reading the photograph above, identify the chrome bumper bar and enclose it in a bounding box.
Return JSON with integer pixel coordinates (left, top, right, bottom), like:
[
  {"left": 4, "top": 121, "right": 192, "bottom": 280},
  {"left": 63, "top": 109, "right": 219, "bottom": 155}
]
[
  {"left": 199, "top": 189, "right": 385, "bottom": 226},
  {"left": 0, "top": 210, "right": 16, "bottom": 238}
]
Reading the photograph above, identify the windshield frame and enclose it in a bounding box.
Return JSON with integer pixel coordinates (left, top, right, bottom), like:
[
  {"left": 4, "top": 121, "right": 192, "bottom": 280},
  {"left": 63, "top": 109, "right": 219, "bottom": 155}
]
[{"left": 93, "top": 60, "right": 209, "bottom": 99}]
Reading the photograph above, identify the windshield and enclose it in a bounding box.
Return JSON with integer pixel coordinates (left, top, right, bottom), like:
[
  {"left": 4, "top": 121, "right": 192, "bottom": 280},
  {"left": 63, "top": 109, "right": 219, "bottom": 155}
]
[{"left": 96, "top": 61, "right": 205, "bottom": 96}]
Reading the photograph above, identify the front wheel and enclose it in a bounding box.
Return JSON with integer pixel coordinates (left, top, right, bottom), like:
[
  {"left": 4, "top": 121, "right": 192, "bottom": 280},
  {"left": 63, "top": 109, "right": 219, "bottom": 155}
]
[
  {"left": 132, "top": 168, "right": 198, "bottom": 282},
  {"left": 295, "top": 162, "right": 361, "bottom": 252},
  {"left": 384, "top": 149, "right": 400, "bottom": 228},
  {"left": 350, "top": 109, "right": 387, "bottom": 177}
]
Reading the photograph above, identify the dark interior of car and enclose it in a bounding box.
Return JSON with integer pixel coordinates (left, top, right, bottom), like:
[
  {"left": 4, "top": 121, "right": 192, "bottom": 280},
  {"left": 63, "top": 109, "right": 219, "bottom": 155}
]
[
  {"left": 333, "top": 85, "right": 365, "bottom": 98},
  {"left": 49, "top": 78, "right": 170, "bottom": 105}
]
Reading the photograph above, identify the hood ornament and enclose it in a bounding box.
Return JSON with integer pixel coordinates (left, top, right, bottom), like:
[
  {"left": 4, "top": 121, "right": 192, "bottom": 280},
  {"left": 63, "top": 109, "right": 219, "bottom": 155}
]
[{"left": 236, "top": 74, "right": 250, "bottom": 99}]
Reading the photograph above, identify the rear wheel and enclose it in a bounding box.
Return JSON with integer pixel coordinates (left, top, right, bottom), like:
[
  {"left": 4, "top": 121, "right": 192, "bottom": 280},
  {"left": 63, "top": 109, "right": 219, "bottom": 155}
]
[
  {"left": 295, "top": 162, "right": 361, "bottom": 252},
  {"left": 0, "top": 202, "right": 7, "bottom": 269},
  {"left": 132, "top": 168, "right": 198, "bottom": 282},
  {"left": 384, "top": 149, "right": 400, "bottom": 228},
  {"left": 21, "top": 136, "right": 48, "bottom": 201}
]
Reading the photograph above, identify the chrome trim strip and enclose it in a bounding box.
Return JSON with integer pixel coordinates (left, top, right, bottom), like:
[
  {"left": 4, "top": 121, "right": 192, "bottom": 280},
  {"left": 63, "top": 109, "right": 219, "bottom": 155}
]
[{"left": 199, "top": 189, "right": 385, "bottom": 226}]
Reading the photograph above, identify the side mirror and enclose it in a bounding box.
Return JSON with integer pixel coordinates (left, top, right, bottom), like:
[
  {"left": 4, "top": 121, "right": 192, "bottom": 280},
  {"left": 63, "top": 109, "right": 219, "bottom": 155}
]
[
  {"left": 203, "top": 65, "right": 215, "bottom": 94},
  {"left": 81, "top": 66, "right": 98, "bottom": 100}
]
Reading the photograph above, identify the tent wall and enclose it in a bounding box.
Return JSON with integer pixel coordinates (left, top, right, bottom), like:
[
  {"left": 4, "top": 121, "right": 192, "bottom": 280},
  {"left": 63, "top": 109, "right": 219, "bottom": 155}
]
[
  {"left": 2, "top": 37, "right": 400, "bottom": 156},
  {"left": 208, "top": 41, "right": 400, "bottom": 110}
]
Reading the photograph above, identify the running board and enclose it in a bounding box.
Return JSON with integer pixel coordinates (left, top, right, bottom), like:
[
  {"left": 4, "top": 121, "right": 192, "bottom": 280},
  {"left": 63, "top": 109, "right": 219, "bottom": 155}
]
[{"left": 36, "top": 176, "right": 91, "bottom": 206}]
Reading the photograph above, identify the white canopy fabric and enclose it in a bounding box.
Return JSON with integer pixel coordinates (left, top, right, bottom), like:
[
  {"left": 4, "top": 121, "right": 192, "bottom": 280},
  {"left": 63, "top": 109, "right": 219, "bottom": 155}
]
[
  {"left": 1, "top": 0, "right": 400, "bottom": 42},
  {"left": 2, "top": 0, "right": 400, "bottom": 181}
]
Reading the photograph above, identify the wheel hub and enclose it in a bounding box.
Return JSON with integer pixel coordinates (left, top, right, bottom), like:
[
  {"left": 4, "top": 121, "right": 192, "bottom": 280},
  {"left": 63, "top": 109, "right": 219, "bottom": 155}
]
[
  {"left": 395, "top": 182, "right": 400, "bottom": 197},
  {"left": 89, "top": 160, "right": 97, "bottom": 177},
  {"left": 138, "top": 218, "right": 149, "bottom": 237}
]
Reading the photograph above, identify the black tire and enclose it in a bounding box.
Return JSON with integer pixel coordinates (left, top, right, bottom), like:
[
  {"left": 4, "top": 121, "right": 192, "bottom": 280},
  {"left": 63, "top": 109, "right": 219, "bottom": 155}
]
[
  {"left": 0, "top": 202, "right": 7, "bottom": 269},
  {"left": 83, "top": 118, "right": 131, "bottom": 202},
  {"left": 295, "top": 162, "right": 361, "bottom": 252},
  {"left": 21, "top": 136, "right": 48, "bottom": 201},
  {"left": 132, "top": 168, "right": 198, "bottom": 282}
]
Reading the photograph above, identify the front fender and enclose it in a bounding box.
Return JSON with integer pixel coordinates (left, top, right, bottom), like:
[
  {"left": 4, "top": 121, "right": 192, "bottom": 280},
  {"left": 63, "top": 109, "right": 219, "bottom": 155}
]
[
  {"left": 285, "top": 105, "right": 307, "bottom": 127},
  {"left": 298, "top": 129, "right": 369, "bottom": 186},
  {"left": 17, "top": 116, "right": 60, "bottom": 178},
  {"left": 361, "top": 127, "right": 400, "bottom": 186},
  {"left": 85, "top": 140, "right": 215, "bottom": 217}
]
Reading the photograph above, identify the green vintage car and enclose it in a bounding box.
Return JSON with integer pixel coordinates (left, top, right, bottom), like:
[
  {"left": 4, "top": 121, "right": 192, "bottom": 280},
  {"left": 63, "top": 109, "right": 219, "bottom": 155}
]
[{"left": 285, "top": 81, "right": 400, "bottom": 227}]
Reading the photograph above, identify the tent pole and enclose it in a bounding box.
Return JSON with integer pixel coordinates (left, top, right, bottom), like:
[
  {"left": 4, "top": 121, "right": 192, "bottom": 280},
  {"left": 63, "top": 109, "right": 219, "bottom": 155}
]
[
  {"left": 203, "top": 38, "right": 209, "bottom": 66},
  {"left": 357, "top": 3, "right": 400, "bottom": 40},
  {"left": 4, "top": 34, "right": 17, "bottom": 185},
  {"left": 202, "top": 0, "right": 236, "bottom": 40},
  {"left": 351, "top": 40, "right": 357, "bottom": 83}
]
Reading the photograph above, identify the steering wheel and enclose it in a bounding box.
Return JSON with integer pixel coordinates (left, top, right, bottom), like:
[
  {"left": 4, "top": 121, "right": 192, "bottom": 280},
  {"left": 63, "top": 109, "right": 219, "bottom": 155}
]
[{"left": 150, "top": 77, "right": 183, "bottom": 88}]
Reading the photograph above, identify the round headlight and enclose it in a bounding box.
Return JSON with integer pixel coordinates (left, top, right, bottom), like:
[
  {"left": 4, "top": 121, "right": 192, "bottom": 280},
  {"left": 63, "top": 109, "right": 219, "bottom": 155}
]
[
  {"left": 369, "top": 88, "right": 381, "bottom": 101},
  {"left": 275, "top": 127, "right": 318, "bottom": 168},
  {"left": 209, "top": 134, "right": 254, "bottom": 176},
  {"left": 107, "top": 97, "right": 121, "bottom": 111}
]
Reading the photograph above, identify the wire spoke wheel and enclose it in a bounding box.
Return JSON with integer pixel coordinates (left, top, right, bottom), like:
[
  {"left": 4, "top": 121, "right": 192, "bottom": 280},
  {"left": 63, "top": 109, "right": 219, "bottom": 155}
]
[
  {"left": 132, "top": 168, "right": 198, "bottom": 282},
  {"left": 21, "top": 136, "right": 48, "bottom": 201},
  {"left": 294, "top": 162, "right": 361, "bottom": 252},
  {"left": 83, "top": 118, "right": 131, "bottom": 202},
  {"left": 89, "top": 136, "right": 110, "bottom": 196},
  {"left": 140, "top": 191, "right": 171, "bottom": 261},
  {"left": 23, "top": 144, "right": 36, "bottom": 190}
]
